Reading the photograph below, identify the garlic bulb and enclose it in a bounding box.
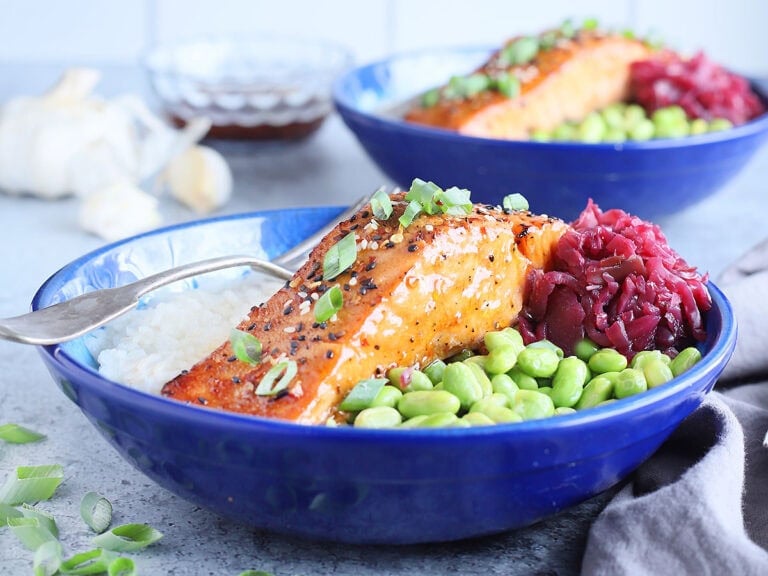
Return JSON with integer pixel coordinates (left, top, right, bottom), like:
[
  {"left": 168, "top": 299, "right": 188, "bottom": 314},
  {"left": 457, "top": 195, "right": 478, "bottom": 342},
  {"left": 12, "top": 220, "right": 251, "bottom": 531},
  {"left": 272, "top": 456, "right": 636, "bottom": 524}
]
[
  {"left": 0, "top": 69, "right": 144, "bottom": 198},
  {"left": 78, "top": 180, "right": 162, "bottom": 241},
  {"left": 163, "top": 145, "right": 233, "bottom": 213}
]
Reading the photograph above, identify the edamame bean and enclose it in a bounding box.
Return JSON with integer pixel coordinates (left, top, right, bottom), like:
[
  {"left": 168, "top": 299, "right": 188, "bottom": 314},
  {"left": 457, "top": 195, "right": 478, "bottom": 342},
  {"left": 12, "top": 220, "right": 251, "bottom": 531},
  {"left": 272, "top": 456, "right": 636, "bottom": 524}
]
[
  {"left": 601, "top": 104, "right": 625, "bottom": 129},
  {"left": 555, "top": 407, "right": 577, "bottom": 416},
  {"left": 462, "top": 412, "right": 496, "bottom": 426},
  {"left": 405, "top": 370, "right": 434, "bottom": 392},
  {"left": 416, "top": 412, "right": 461, "bottom": 428},
  {"left": 516, "top": 346, "right": 560, "bottom": 378},
  {"left": 552, "top": 122, "right": 576, "bottom": 141},
  {"left": 578, "top": 112, "right": 606, "bottom": 143},
  {"left": 652, "top": 106, "right": 689, "bottom": 138},
  {"left": 574, "top": 338, "right": 600, "bottom": 362},
  {"left": 624, "top": 104, "right": 646, "bottom": 130},
  {"left": 575, "top": 375, "right": 614, "bottom": 409},
  {"left": 507, "top": 366, "right": 539, "bottom": 390},
  {"left": 442, "top": 362, "right": 483, "bottom": 410},
  {"left": 614, "top": 368, "right": 648, "bottom": 399},
  {"left": 398, "top": 390, "right": 461, "bottom": 419},
  {"left": 690, "top": 118, "right": 708, "bottom": 135},
  {"left": 501, "top": 327, "right": 525, "bottom": 349},
  {"left": 465, "top": 361, "right": 494, "bottom": 397},
  {"left": 491, "top": 373, "right": 519, "bottom": 402},
  {"left": 629, "top": 119, "right": 655, "bottom": 141},
  {"left": 512, "top": 390, "right": 555, "bottom": 420},
  {"left": 354, "top": 406, "right": 402, "bottom": 428},
  {"left": 398, "top": 415, "right": 430, "bottom": 428},
  {"left": 527, "top": 339, "right": 564, "bottom": 359},
  {"left": 537, "top": 386, "right": 553, "bottom": 397},
  {"left": 463, "top": 355, "right": 489, "bottom": 369},
  {"left": 485, "top": 329, "right": 522, "bottom": 353},
  {"left": 485, "top": 344, "right": 519, "bottom": 374},
  {"left": 670, "top": 347, "right": 702, "bottom": 376},
  {"left": 709, "top": 118, "right": 733, "bottom": 131},
  {"left": 551, "top": 356, "right": 589, "bottom": 408},
  {"left": 631, "top": 350, "right": 670, "bottom": 370},
  {"left": 470, "top": 401, "right": 522, "bottom": 423},
  {"left": 371, "top": 385, "right": 403, "bottom": 408},
  {"left": 530, "top": 129, "right": 551, "bottom": 142},
  {"left": 423, "top": 359, "right": 447, "bottom": 384},
  {"left": 643, "top": 358, "right": 674, "bottom": 388},
  {"left": 588, "top": 348, "right": 628, "bottom": 374}
]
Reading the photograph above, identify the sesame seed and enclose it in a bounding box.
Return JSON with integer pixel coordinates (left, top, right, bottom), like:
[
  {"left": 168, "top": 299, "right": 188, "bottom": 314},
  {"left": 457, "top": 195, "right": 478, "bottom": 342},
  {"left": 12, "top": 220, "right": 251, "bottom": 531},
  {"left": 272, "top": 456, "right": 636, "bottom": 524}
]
[
  {"left": 349, "top": 277, "right": 358, "bottom": 286},
  {"left": 390, "top": 233, "right": 404, "bottom": 244},
  {"left": 284, "top": 326, "right": 296, "bottom": 333},
  {"left": 370, "top": 241, "right": 379, "bottom": 250}
]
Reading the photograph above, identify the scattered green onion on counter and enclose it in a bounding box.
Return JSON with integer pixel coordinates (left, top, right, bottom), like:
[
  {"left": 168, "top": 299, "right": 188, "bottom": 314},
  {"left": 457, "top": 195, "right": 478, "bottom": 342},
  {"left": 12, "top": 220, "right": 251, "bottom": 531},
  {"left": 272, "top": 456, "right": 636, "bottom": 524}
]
[{"left": 0, "top": 423, "right": 46, "bottom": 444}]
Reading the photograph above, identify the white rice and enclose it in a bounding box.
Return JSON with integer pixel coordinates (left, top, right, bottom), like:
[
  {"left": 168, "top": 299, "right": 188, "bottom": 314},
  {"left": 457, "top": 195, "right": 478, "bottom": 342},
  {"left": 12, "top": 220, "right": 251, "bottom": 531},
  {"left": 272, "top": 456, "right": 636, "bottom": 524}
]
[{"left": 86, "top": 274, "right": 283, "bottom": 394}]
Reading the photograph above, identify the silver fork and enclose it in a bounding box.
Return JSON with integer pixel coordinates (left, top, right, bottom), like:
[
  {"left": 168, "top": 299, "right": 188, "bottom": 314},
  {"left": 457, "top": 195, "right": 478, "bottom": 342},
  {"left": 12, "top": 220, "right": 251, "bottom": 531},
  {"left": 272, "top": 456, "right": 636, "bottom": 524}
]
[{"left": 0, "top": 195, "right": 371, "bottom": 346}]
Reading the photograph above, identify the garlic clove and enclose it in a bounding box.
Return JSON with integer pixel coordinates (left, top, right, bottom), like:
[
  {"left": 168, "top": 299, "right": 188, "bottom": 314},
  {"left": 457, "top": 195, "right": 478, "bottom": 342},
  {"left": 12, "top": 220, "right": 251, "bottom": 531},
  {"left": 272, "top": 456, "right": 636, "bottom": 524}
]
[
  {"left": 78, "top": 180, "right": 162, "bottom": 241},
  {"left": 163, "top": 145, "right": 232, "bottom": 214}
]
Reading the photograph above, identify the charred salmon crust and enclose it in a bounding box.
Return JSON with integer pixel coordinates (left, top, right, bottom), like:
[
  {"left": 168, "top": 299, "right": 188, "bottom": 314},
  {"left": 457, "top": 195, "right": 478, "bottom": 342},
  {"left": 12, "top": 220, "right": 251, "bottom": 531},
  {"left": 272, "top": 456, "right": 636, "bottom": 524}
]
[
  {"left": 162, "top": 194, "right": 568, "bottom": 424},
  {"left": 405, "top": 30, "right": 652, "bottom": 140}
]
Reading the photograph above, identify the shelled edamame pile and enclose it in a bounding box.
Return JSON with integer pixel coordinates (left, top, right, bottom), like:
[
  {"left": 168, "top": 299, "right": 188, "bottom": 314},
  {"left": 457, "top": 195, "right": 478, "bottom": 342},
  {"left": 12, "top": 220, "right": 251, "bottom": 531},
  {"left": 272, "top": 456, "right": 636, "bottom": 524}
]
[
  {"left": 530, "top": 103, "right": 733, "bottom": 143},
  {"left": 338, "top": 327, "right": 702, "bottom": 429}
]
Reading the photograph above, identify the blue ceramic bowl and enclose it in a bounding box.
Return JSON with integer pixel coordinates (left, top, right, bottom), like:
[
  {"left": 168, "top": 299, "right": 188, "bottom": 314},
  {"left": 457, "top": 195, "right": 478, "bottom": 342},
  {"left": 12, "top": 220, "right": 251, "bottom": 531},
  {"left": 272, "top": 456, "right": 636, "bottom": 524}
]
[
  {"left": 333, "top": 47, "right": 768, "bottom": 221},
  {"left": 34, "top": 207, "right": 737, "bottom": 545}
]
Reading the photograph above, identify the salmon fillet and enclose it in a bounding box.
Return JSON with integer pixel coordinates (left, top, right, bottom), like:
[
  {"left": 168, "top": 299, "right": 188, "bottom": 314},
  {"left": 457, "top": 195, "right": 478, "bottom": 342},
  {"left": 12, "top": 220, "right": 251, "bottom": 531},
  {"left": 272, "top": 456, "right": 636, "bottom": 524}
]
[
  {"left": 405, "top": 31, "right": 652, "bottom": 140},
  {"left": 162, "top": 194, "right": 568, "bottom": 424}
]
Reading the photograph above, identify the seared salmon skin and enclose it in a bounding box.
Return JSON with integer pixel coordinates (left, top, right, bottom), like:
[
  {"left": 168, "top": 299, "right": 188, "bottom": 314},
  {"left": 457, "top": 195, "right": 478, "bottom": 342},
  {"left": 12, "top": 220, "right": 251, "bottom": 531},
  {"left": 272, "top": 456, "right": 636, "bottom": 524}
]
[
  {"left": 162, "top": 193, "right": 568, "bottom": 424},
  {"left": 405, "top": 30, "right": 652, "bottom": 140}
]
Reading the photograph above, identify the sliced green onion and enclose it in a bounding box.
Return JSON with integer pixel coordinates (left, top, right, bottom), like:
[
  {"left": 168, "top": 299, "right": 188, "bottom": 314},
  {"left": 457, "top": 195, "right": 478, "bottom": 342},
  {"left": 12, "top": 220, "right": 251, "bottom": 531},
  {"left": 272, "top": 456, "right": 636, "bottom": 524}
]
[
  {"left": 107, "top": 557, "right": 136, "bottom": 576},
  {"left": 421, "top": 87, "right": 440, "bottom": 108},
  {"left": 60, "top": 548, "right": 117, "bottom": 574},
  {"left": 230, "top": 329, "right": 262, "bottom": 366},
  {"left": 0, "top": 423, "right": 46, "bottom": 444},
  {"left": 462, "top": 73, "right": 492, "bottom": 97},
  {"left": 539, "top": 31, "right": 558, "bottom": 50},
  {"left": 21, "top": 503, "right": 58, "bottom": 538},
  {"left": 314, "top": 285, "right": 343, "bottom": 323},
  {"left": 255, "top": 360, "right": 298, "bottom": 397},
  {"left": 437, "top": 186, "right": 473, "bottom": 215},
  {"left": 0, "top": 502, "right": 22, "bottom": 523},
  {"left": 322, "top": 231, "right": 357, "bottom": 281},
  {"left": 92, "top": 523, "right": 163, "bottom": 552},
  {"left": 405, "top": 178, "right": 441, "bottom": 214},
  {"left": 502, "top": 193, "right": 530, "bottom": 212},
  {"left": 33, "top": 540, "right": 62, "bottom": 576},
  {"left": 494, "top": 72, "right": 520, "bottom": 98},
  {"left": 399, "top": 200, "right": 423, "bottom": 228},
  {"left": 582, "top": 17, "right": 599, "bottom": 31},
  {"left": 622, "top": 29, "right": 637, "bottom": 40},
  {"left": 0, "top": 464, "right": 64, "bottom": 505},
  {"left": 80, "top": 491, "right": 113, "bottom": 534},
  {"left": 7, "top": 516, "right": 57, "bottom": 551},
  {"left": 560, "top": 18, "right": 576, "bottom": 38},
  {"left": 370, "top": 187, "right": 393, "bottom": 220},
  {"left": 339, "top": 378, "right": 388, "bottom": 412},
  {"left": 500, "top": 36, "right": 539, "bottom": 66}
]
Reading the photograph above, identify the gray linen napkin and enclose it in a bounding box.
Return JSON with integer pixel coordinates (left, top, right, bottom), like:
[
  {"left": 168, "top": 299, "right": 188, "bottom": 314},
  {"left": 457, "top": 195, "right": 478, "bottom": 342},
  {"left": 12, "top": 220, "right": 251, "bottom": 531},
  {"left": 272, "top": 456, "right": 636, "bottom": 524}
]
[{"left": 581, "top": 240, "right": 768, "bottom": 575}]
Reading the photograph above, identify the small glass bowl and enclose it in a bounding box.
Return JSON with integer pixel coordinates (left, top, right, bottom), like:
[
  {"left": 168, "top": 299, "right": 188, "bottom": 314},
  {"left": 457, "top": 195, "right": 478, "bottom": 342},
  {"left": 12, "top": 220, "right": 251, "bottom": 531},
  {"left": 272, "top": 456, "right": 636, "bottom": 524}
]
[{"left": 144, "top": 37, "right": 353, "bottom": 140}]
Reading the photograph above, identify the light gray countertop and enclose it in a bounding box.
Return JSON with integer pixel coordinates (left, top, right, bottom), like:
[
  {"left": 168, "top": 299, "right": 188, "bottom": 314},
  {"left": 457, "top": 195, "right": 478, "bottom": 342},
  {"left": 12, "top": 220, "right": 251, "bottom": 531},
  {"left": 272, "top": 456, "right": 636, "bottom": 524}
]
[{"left": 1, "top": 64, "right": 767, "bottom": 575}]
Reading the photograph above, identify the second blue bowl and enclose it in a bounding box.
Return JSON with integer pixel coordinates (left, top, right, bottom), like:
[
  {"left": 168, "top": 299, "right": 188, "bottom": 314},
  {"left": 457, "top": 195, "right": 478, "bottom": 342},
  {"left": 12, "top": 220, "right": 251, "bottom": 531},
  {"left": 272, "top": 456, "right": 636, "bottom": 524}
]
[{"left": 334, "top": 47, "right": 768, "bottom": 221}]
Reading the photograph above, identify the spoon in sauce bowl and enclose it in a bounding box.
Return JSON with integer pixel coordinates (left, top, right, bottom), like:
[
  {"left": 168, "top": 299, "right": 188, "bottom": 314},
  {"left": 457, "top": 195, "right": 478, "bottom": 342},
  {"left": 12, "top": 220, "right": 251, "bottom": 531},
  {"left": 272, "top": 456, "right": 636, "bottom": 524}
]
[{"left": 0, "top": 195, "right": 372, "bottom": 345}]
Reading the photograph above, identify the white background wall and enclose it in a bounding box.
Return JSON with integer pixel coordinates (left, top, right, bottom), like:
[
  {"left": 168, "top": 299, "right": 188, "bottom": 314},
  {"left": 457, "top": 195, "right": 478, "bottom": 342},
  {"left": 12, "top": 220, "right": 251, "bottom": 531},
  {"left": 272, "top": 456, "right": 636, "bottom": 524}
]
[{"left": 0, "top": 0, "right": 766, "bottom": 76}]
